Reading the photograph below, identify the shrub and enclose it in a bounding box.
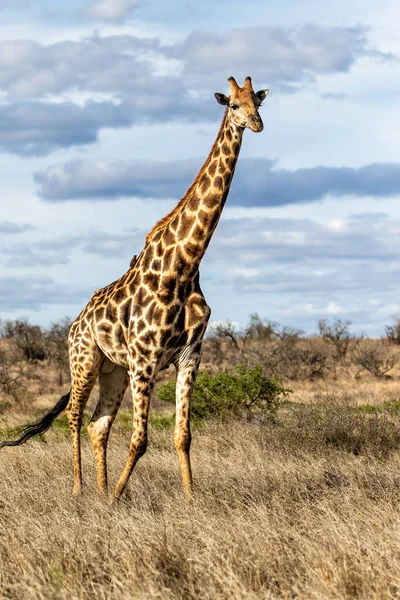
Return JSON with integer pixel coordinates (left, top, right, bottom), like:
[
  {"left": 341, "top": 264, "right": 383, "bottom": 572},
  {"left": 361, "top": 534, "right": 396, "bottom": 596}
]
[
  {"left": 157, "top": 365, "right": 291, "bottom": 421},
  {"left": 243, "top": 338, "right": 330, "bottom": 380},
  {"left": 0, "top": 353, "right": 25, "bottom": 406},
  {"left": 286, "top": 390, "right": 400, "bottom": 458},
  {"left": 0, "top": 318, "right": 47, "bottom": 361},
  {"left": 352, "top": 342, "right": 398, "bottom": 378}
]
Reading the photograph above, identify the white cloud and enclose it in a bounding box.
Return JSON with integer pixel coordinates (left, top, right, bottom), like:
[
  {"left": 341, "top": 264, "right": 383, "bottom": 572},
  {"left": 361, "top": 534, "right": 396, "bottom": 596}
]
[
  {"left": 84, "top": 0, "right": 140, "bottom": 22},
  {"left": 304, "top": 301, "right": 345, "bottom": 316}
]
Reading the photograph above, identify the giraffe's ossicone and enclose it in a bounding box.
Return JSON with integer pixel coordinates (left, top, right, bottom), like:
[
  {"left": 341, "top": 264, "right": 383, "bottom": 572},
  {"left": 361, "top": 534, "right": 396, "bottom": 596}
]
[{"left": 0, "top": 76, "right": 269, "bottom": 499}]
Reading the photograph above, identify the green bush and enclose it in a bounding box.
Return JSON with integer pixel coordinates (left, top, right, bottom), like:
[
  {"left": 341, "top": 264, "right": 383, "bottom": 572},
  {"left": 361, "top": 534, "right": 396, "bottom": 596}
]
[{"left": 157, "top": 365, "right": 291, "bottom": 421}]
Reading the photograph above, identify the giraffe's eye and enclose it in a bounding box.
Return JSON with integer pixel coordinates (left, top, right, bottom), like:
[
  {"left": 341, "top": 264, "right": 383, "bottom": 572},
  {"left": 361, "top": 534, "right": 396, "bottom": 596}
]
[{"left": 231, "top": 104, "right": 239, "bottom": 110}]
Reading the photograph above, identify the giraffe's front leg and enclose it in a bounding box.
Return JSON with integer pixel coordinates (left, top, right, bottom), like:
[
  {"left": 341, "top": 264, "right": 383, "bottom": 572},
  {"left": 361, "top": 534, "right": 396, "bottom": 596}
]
[
  {"left": 175, "top": 354, "right": 201, "bottom": 496},
  {"left": 112, "top": 368, "right": 154, "bottom": 501}
]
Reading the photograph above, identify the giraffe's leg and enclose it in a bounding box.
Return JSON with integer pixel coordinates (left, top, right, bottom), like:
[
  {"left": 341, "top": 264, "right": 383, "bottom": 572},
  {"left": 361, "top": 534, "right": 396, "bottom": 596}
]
[
  {"left": 65, "top": 343, "right": 102, "bottom": 495},
  {"left": 112, "top": 368, "right": 154, "bottom": 501},
  {"left": 87, "top": 361, "right": 129, "bottom": 496},
  {"left": 174, "top": 355, "right": 200, "bottom": 495}
]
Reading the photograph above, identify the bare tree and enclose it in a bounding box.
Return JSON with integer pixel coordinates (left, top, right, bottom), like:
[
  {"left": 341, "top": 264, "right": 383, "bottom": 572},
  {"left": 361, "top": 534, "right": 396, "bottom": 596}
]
[
  {"left": 245, "top": 313, "right": 276, "bottom": 341},
  {"left": 385, "top": 316, "right": 400, "bottom": 345},
  {"left": 46, "top": 318, "right": 72, "bottom": 386},
  {"left": 318, "top": 318, "right": 352, "bottom": 362}
]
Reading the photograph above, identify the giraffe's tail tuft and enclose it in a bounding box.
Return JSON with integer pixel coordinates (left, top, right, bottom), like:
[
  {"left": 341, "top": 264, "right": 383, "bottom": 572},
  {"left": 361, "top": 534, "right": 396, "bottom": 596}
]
[{"left": 0, "top": 391, "right": 71, "bottom": 449}]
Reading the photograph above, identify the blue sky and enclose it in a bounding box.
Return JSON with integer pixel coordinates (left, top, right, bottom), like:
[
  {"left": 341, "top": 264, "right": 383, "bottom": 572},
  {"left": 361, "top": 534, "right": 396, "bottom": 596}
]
[{"left": 1, "top": 0, "right": 400, "bottom": 336}]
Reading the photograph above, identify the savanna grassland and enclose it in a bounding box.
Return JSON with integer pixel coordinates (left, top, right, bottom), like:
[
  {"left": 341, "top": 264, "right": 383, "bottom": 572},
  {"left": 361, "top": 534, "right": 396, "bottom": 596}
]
[{"left": 2, "top": 316, "right": 400, "bottom": 599}]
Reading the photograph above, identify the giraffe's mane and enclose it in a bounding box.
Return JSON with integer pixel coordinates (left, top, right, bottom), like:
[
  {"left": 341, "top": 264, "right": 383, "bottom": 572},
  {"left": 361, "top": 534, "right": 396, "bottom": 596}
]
[{"left": 145, "top": 109, "right": 229, "bottom": 244}]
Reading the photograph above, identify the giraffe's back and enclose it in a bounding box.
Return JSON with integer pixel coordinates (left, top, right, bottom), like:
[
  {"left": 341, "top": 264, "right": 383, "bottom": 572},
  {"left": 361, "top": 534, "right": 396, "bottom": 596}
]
[{"left": 73, "top": 263, "right": 210, "bottom": 372}]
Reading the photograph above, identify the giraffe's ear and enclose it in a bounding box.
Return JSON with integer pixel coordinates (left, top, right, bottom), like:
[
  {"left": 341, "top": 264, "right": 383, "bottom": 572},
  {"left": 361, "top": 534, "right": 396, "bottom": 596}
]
[
  {"left": 256, "top": 89, "right": 269, "bottom": 102},
  {"left": 214, "top": 93, "right": 230, "bottom": 106}
]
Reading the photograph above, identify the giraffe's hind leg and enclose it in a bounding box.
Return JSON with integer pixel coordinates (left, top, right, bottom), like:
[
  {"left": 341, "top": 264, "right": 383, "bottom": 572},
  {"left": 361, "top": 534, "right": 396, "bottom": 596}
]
[
  {"left": 87, "top": 360, "right": 129, "bottom": 496},
  {"left": 66, "top": 337, "right": 102, "bottom": 495}
]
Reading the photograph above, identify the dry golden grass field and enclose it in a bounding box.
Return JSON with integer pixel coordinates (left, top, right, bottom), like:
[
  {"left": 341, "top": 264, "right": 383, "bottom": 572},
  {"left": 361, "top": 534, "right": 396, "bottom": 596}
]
[{"left": 2, "top": 321, "right": 400, "bottom": 599}]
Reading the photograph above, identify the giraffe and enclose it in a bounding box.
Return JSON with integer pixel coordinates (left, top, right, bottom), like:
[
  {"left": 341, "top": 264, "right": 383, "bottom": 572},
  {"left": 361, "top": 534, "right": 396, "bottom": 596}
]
[{"left": 0, "top": 76, "right": 269, "bottom": 500}]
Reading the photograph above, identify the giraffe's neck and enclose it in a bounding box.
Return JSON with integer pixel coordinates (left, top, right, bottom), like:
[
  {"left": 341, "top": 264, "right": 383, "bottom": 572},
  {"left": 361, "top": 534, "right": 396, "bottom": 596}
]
[{"left": 146, "top": 111, "right": 244, "bottom": 276}]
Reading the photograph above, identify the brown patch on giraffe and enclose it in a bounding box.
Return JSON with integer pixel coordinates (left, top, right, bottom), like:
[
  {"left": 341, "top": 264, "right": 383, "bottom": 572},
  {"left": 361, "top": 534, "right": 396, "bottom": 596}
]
[
  {"left": 214, "top": 176, "right": 223, "bottom": 190},
  {"left": 224, "top": 171, "right": 232, "bottom": 186},
  {"left": 192, "top": 224, "right": 206, "bottom": 243},
  {"left": 158, "top": 328, "right": 172, "bottom": 347},
  {"left": 136, "top": 318, "right": 146, "bottom": 333},
  {"left": 120, "top": 299, "right": 132, "bottom": 329},
  {"left": 145, "top": 364, "right": 153, "bottom": 376},
  {"left": 155, "top": 241, "right": 164, "bottom": 258},
  {"left": 105, "top": 303, "right": 117, "bottom": 321},
  {"left": 152, "top": 259, "right": 161, "bottom": 272},
  {"left": 163, "top": 227, "right": 175, "bottom": 247},
  {"left": 95, "top": 306, "right": 105, "bottom": 321},
  {"left": 99, "top": 322, "right": 112, "bottom": 335},
  {"left": 163, "top": 247, "right": 174, "bottom": 271},
  {"left": 208, "top": 161, "right": 217, "bottom": 177},
  {"left": 135, "top": 287, "right": 150, "bottom": 306},
  {"left": 177, "top": 328, "right": 187, "bottom": 346},
  {"left": 209, "top": 210, "right": 220, "bottom": 230},
  {"left": 146, "top": 301, "right": 163, "bottom": 323},
  {"left": 177, "top": 282, "right": 189, "bottom": 302},
  {"left": 114, "top": 287, "right": 127, "bottom": 303},
  {"left": 128, "top": 278, "right": 139, "bottom": 295},
  {"left": 165, "top": 304, "right": 180, "bottom": 325},
  {"left": 178, "top": 214, "right": 195, "bottom": 238},
  {"left": 140, "top": 251, "right": 152, "bottom": 272},
  {"left": 134, "top": 340, "right": 148, "bottom": 356},
  {"left": 174, "top": 246, "right": 187, "bottom": 276},
  {"left": 199, "top": 173, "right": 211, "bottom": 195},
  {"left": 221, "top": 143, "right": 230, "bottom": 156},
  {"left": 202, "top": 194, "right": 218, "bottom": 210},
  {"left": 198, "top": 209, "right": 210, "bottom": 224},
  {"left": 160, "top": 275, "right": 176, "bottom": 297},
  {"left": 144, "top": 272, "right": 159, "bottom": 290},
  {"left": 147, "top": 303, "right": 163, "bottom": 323},
  {"left": 187, "top": 304, "right": 205, "bottom": 327},
  {"left": 151, "top": 229, "right": 162, "bottom": 242},
  {"left": 184, "top": 241, "right": 198, "bottom": 260},
  {"left": 187, "top": 195, "right": 199, "bottom": 211},
  {"left": 139, "top": 331, "right": 156, "bottom": 347},
  {"left": 114, "top": 325, "right": 125, "bottom": 348}
]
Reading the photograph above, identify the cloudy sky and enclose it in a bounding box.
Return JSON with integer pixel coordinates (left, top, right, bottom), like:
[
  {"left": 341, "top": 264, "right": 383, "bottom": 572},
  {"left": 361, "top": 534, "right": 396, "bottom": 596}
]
[{"left": 1, "top": 0, "right": 400, "bottom": 336}]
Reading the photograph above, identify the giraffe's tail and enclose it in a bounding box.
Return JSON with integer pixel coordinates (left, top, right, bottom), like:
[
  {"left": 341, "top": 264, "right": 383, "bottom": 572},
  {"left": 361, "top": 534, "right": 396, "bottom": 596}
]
[{"left": 0, "top": 391, "right": 71, "bottom": 449}]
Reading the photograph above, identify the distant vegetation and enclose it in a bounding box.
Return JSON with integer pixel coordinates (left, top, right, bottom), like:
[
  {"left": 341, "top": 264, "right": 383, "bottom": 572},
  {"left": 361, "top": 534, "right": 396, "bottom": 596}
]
[{"left": 1, "top": 314, "right": 400, "bottom": 413}]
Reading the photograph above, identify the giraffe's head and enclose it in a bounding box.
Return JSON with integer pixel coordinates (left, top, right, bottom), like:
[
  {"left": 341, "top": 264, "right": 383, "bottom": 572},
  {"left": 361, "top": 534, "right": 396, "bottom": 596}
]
[{"left": 215, "top": 76, "right": 269, "bottom": 133}]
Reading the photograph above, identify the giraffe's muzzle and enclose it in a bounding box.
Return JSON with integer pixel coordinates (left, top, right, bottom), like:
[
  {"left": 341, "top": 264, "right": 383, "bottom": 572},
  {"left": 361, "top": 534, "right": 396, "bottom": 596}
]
[{"left": 248, "top": 115, "right": 264, "bottom": 132}]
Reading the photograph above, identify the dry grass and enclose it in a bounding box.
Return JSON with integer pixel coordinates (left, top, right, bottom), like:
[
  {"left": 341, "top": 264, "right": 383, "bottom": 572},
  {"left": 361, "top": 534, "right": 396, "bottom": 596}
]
[
  {"left": 2, "top": 327, "right": 400, "bottom": 598},
  {"left": 2, "top": 400, "right": 400, "bottom": 599}
]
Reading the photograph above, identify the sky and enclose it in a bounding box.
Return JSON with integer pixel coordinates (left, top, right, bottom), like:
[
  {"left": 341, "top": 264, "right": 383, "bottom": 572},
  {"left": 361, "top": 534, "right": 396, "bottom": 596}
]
[{"left": 1, "top": 0, "right": 400, "bottom": 336}]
